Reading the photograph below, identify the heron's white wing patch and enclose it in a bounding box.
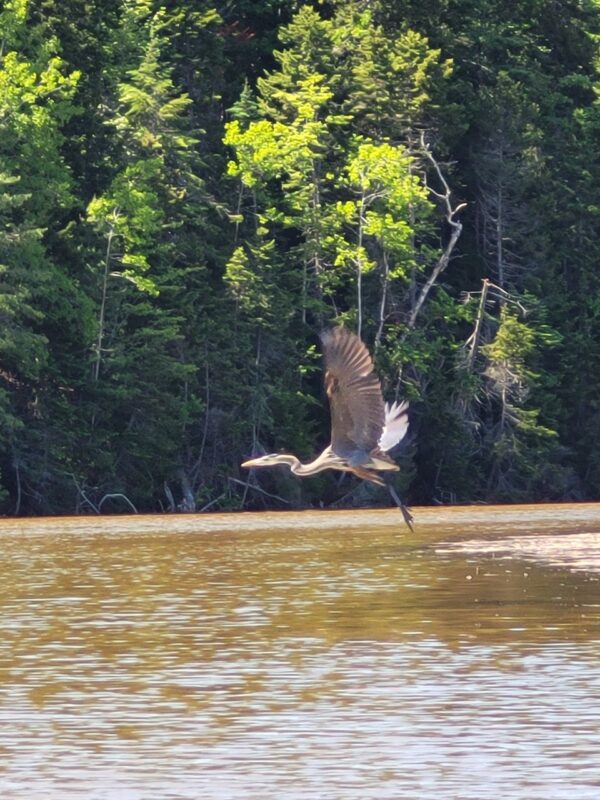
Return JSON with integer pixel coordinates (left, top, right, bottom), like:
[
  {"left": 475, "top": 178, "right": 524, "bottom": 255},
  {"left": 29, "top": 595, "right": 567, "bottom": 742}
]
[{"left": 378, "top": 401, "right": 409, "bottom": 452}]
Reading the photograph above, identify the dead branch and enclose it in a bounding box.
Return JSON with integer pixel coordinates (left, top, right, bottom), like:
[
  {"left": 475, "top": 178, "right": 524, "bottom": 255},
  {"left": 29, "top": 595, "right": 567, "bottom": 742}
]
[
  {"left": 199, "top": 493, "right": 226, "bottom": 512},
  {"left": 466, "top": 278, "right": 490, "bottom": 369},
  {"left": 98, "top": 493, "right": 138, "bottom": 513},
  {"left": 407, "top": 133, "right": 466, "bottom": 330},
  {"left": 70, "top": 473, "right": 100, "bottom": 514},
  {"left": 228, "top": 476, "right": 291, "bottom": 505},
  {"left": 164, "top": 481, "right": 176, "bottom": 512}
]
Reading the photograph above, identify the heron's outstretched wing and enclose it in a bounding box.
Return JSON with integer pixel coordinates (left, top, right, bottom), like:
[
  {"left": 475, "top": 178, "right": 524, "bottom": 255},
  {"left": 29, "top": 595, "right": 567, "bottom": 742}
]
[{"left": 320, "top": 327, "right": 385, "bottom": 459}]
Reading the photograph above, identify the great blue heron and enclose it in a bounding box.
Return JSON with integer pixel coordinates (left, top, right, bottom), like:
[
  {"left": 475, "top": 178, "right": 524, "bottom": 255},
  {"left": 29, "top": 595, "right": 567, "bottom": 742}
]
[{"left": 242, "top": 327, "right": 413, "bottom": 529}]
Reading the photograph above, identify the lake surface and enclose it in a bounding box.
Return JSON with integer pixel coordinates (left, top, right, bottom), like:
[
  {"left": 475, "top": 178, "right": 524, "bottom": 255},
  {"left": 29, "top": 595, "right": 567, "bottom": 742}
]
[{"left": 0, "top": 504, "right": 598, "bottom": 799}]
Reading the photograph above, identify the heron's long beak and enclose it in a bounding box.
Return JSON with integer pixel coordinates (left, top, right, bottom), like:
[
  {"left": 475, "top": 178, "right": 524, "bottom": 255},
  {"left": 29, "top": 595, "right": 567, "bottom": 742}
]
[{"left": 241, "top": 457, "right": 263, "bottom": 468}]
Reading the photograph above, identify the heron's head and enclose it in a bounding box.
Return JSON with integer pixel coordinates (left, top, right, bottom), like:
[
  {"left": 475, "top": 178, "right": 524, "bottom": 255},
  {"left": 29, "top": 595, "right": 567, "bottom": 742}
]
[{"left": 241, "top": 453, "right": 294, "bottom": 469}]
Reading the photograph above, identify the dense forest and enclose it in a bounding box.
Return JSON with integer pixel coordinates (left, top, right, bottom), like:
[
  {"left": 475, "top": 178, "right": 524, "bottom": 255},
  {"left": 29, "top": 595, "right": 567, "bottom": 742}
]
[{"left": 0, "top": 0, "right": 598, "bottom": 515}]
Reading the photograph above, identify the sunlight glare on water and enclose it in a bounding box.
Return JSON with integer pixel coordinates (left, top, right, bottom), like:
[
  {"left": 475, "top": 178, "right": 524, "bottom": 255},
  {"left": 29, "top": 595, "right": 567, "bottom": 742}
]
[{"left": 0, "top": 504, "right": 598, "bottom": 799}]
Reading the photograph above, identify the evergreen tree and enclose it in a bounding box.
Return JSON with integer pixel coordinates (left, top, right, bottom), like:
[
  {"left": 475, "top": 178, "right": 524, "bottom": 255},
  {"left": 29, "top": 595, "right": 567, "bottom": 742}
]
[
  {"left": 82, "top": 4, "right": 215, "bottom": 510},
  {"left": 0, "top": 0, "right": 81, "bottom": 512}
]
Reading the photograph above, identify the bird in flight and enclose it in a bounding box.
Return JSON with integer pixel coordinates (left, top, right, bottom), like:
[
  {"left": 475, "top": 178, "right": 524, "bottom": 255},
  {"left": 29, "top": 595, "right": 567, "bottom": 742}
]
[{"left": 242, "top": 327, "right": 413, "bottom": 529}]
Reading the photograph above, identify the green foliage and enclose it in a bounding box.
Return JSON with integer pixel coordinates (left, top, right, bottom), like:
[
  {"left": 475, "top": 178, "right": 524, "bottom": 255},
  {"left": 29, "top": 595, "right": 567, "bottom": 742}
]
[{"left": 0, "top": 0, "right": 598, "bottom": 512}]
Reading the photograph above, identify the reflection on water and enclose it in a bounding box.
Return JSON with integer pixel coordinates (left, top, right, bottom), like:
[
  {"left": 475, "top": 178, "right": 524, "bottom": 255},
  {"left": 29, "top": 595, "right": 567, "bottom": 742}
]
[{"left": 0, "top": 504, "right": 598, "bottom": 799}]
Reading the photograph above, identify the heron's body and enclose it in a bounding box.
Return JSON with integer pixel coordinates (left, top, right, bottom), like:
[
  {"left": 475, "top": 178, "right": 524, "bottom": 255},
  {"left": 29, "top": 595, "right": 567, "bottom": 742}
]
[{"left": 242, "top": 327, "right": 412, "bottom": 528}]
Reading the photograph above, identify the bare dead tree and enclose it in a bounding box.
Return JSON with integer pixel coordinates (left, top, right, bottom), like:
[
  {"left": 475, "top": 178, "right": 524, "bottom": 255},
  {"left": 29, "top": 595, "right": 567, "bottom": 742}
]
[
  {"left": 374, "top": 248, "right": 390, "bottom": 350},
  {"left": 12, "top": 453, "right": 22, "bottom": 516},
  {"left": 391, "top": 134, "right": 466, "bottom": 396},
  {"left": 475, "top": 132, "right": 537, "bottom": 291},
  {"left": 406, "top": 132, "right": 466, "bottom": 332},
  {"left": 70, "top": 472, "right": 100, "bottom": 514},
  {"left": 465, "top": 278, "right": 491, "bottom": 370},
  {"left": 458, "top": 278, "right": 528, "bottom": 381},
  {"left": 93, "top": 210, "right": 119, "bottom": 382}
]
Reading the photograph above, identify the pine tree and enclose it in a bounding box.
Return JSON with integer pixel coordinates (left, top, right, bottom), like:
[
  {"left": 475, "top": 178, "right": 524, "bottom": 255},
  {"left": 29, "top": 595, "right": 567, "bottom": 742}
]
[
  {"left": 0, "top": 0, "right": 81, "bottom": 512},
  {"left": 83, "top": 5, "right": 213, "bottom": 510}
]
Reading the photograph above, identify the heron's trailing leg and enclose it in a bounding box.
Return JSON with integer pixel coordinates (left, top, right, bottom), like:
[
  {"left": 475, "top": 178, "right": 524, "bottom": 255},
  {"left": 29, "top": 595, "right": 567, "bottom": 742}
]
[{"left": 383, "top": 476, "right": 414, "bottom": 531}]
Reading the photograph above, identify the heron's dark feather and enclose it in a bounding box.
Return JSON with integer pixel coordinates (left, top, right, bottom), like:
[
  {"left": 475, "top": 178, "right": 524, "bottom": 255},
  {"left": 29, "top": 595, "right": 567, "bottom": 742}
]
[{"left": 320, "top": 327, "right": 385, "bottom": 460}]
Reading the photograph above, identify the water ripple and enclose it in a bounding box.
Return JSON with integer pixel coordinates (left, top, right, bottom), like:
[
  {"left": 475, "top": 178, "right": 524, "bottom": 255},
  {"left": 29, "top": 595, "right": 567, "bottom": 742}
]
[{"left": 0, "top": 505, "right": 598, "bottom": 799}]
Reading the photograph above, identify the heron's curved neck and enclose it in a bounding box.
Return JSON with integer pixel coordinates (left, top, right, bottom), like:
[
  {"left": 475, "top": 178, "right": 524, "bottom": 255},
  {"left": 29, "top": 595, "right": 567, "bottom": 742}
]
[
  {"left": 290, "top": 448, "right": 335, "bottom": 476},
  {"left": 271, "top": 453, "right": 302, "bottom": 472}
]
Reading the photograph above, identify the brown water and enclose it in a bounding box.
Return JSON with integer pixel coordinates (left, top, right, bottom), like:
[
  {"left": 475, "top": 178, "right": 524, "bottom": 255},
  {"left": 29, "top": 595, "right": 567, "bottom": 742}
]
[{"left": 0, "top": 504, "right": 598, "bottom": 799}]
